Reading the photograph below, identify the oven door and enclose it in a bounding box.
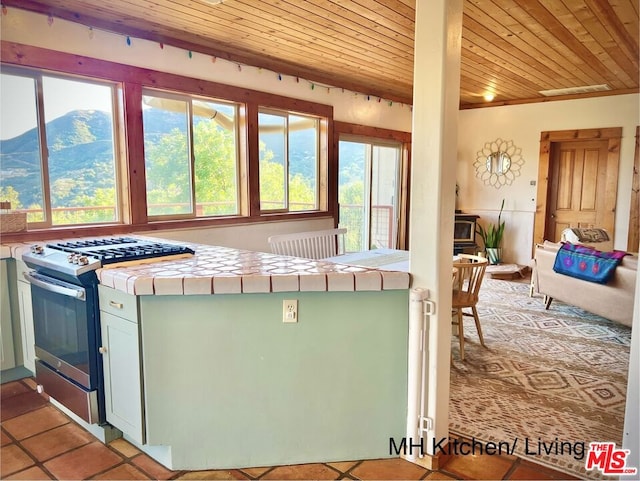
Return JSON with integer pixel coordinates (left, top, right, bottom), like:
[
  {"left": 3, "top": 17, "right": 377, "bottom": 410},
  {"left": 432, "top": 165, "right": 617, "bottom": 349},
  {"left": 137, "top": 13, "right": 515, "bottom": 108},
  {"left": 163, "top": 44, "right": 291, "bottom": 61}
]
[{"left": 24, "top": 270, "right": 94, "bottom": 389}]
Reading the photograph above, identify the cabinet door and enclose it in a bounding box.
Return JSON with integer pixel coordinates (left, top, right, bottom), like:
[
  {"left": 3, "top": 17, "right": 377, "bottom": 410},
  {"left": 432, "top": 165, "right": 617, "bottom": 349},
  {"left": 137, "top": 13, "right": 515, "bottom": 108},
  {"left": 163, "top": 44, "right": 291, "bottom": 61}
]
[
  {"left": 100, "top": 311, "right": 145, "bottom": 444},
  {"left": 17, "top": 281, "right": 36, "bottom": 373},
  {"left": 1, "top": 261, "right": 16, "bottom": 370}
]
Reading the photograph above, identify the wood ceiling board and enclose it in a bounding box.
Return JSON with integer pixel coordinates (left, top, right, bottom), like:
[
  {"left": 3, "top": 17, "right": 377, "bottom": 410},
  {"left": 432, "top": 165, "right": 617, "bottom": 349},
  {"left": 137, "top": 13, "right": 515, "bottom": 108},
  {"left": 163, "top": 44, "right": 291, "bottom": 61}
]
[
  {"left": 2, "top": 0, "right": 637, "bottom": 108},
  {"left": 464, "top": 2, "right": 601, "bottom": 88}
]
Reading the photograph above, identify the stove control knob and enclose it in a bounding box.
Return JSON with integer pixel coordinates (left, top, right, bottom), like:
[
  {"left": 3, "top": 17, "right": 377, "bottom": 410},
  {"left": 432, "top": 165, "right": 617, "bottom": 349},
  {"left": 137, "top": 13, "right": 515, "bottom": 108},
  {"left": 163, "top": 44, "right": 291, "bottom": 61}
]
[
  {"left": 77, "top": 256, "right": 89, "bottom": 266},
  {"left": 31, "top": 245, "right": 44, "bottom": 254},
  {"left": 68, "top": 254, "right": 77, "bottom": 263}
]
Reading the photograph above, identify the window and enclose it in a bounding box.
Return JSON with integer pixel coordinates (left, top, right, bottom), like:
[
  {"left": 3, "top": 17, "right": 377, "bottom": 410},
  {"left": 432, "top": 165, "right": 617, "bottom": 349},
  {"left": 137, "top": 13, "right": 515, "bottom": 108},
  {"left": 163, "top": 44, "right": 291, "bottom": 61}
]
[
  {"left": 1, "top": 48, "right": 334, "bottom": 237},
  {"left": 0, "top": 67, "right": 119, "bottom": 226},
  {"left": 338, "top": 138, "right": 402, "bottom": 252},
  {"left": 142, "top": 91, "right": 240, "bottom": 219},
  {"left": 258, "top": 109, "right": 319, "bottom": 212}
]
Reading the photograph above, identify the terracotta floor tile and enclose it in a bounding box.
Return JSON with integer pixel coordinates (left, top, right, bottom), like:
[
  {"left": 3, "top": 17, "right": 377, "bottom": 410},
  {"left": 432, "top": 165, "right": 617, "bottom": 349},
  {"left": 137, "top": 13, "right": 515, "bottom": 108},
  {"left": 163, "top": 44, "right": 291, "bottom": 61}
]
[
  {"left": 21, "top": 423, "right": 95, "bottom": 461},
  {"left": 350, "top": 458, "right": 428, "bottom": 480},
  {"left": 1, "top": 428, "right": 13, "bottom": 446},
  {"left": 238, "top": 466, "right": 272, "bottom": 477},
  {"left": 261, "top": 463, "right": 340, "bottom": 480},
  {"left": 2, "top": 406, "right": 69, "bottom": 440},
  {"left": 176, "top": 469, "right": 249, "bottom": 480},
  {"left": 43, "top": 441, "right": 123, "bottom": 480},
  {"left": 326, "top": 461, "right": 359, "bottom": 473},
  {"left": 0, "top": 390, "right": 49, "bottom": 422},
  {"left": 93, "top": 464, "right": 152, "bottom": 480},
  {"left": 108, "top": 437, "right": 142, "bottom": 458},
  {"left": 507, "top": 459, "right": 579, "bottom": 480},
  {"left": 0, "top": 444, "right": 36, "bottom": 478},
  {"left": 443, "top": 453, "right": 513, "bottom": 480},
  {"left": 131, "top": 453, "right": 178, "bottom": 480},
  {"left": 3, "top": 466, "right": 52, "bottom": 480},
  {"left": 0, "top": 381, "right": 30, "bottom": 399},
  {"left": 424, "top": 472, "right": 456, "bottom": 480}
]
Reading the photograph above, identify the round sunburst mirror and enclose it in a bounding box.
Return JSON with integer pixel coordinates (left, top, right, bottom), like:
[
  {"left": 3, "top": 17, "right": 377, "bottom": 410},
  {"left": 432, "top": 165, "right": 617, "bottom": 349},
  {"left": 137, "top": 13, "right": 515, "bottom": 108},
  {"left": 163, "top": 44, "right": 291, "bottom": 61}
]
[{"left": 473, "top": 138, "right": 524, "bottom": 188}]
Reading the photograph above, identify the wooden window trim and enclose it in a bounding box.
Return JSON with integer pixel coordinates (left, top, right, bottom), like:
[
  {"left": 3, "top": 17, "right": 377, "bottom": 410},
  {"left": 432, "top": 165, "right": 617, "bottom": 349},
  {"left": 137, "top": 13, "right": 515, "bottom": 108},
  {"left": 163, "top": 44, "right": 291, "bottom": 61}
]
[
  {"left": 0, "top": 40, "right": 335, "bottom": 242},
  {"left": 333, "top": 121, "right": 412, "bottom": 249}
]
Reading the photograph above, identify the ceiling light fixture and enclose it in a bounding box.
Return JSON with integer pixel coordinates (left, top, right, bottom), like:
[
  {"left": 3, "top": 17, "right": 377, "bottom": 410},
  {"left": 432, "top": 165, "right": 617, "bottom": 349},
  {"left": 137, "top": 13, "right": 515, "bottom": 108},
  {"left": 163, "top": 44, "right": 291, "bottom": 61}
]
[
  {"left": 202, "top": 0, "right": 224, "bottom": 5},
  {"left": 483, "top": 93, "right": 495, "bottom": 102},
  {"left": 539, "top": 84, "right": 611, "bottom": 96}
]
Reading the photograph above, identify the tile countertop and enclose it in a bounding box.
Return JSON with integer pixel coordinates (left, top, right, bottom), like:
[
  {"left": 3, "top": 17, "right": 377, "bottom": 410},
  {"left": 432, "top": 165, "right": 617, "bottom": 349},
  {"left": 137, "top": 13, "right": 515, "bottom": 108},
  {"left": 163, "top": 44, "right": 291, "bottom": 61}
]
[
  {"left": 98, "top": 243, "right": 411, "bottom": 295},
  {"left": 2, "top": 238, "right": 410, "bottom": 296}
]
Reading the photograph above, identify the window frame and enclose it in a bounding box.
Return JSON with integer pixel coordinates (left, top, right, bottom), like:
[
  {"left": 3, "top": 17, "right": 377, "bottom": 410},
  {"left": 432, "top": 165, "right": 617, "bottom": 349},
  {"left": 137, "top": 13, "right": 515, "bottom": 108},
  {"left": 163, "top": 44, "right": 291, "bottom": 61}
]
[
  {"left": 258, "top": 107, "right": 322, "bottom": 214},
  {"left": 334, "top": 122, "right": 412, "bottom": 250},
  {"left": 0, "top": 64, "right": 123, "bottom": 229},
  {"left": 0, "top": 42, "right": 337, "bottom": 241},
  {"left": 141, "top": 88, "right": 243, "bottom": 221}
]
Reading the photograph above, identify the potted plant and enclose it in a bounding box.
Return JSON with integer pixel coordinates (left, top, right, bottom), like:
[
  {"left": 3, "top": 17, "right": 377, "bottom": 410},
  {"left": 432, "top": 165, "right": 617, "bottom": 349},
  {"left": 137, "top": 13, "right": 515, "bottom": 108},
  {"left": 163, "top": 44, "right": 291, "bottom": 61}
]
[{"left": 476, "top": 199, "right": 505, "bottom": 264}]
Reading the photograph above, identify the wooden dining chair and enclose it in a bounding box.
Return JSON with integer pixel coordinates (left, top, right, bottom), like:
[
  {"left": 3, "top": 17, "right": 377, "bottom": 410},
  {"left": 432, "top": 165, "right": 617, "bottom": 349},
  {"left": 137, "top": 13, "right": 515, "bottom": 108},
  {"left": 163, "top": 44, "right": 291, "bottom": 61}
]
[{"left": 452, "top": 254, "right": 489, "bottom": 361}]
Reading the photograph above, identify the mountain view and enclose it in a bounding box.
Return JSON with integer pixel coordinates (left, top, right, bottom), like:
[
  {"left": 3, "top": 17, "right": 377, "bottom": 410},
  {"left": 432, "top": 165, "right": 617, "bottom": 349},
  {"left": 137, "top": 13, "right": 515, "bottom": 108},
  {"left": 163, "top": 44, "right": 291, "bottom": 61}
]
[
  {"left": 0, "top": 109, "right": 365, "bottom": 222},
  {"left": 1, "top": 110, "right": 116, "bottom": 210}
]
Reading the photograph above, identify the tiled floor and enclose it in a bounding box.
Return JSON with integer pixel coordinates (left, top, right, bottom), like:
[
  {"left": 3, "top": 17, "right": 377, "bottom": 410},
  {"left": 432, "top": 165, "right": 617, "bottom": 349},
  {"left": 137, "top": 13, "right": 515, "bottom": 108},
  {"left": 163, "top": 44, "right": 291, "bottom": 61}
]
[{"left": 1, "top": 378, "right": 577, "bottom": 480}]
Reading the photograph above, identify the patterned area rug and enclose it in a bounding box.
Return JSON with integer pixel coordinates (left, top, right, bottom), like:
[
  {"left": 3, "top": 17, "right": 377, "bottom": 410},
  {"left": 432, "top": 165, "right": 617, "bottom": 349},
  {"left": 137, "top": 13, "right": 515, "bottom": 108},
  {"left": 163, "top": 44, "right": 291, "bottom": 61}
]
[{"left": 449, "top": 278, "right": 631, "bottom": 479}]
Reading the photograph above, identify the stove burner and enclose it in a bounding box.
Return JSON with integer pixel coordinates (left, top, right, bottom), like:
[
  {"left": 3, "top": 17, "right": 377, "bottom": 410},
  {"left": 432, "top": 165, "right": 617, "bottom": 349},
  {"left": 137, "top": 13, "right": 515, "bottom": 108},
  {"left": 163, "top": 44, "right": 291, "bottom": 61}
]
[
  {"left": 24, "top": 237, "right": 195, "bottom": 276},
  {"left": 47, "top": 237, "right": 138, "bottom": 252},
  {"left": 78, "top": 243, "right": 194, "bottom": 264}
]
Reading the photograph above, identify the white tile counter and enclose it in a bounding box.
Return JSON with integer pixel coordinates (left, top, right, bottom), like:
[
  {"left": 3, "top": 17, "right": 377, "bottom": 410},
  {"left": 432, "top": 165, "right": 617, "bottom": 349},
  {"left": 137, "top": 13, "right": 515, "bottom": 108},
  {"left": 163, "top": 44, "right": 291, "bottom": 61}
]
[
  {"left": 96, "top": 243, "right": 411, "bottom": 295},
  {"left": 2, "top": 237, "right": 411, "bottom": 295}
]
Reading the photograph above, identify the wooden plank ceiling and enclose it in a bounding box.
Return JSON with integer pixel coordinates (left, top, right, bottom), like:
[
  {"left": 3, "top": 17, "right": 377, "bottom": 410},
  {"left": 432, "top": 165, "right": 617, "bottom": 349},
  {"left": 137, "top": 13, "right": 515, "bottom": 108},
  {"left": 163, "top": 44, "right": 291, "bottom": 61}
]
[{"left": 4, "top": 0, "right": 639, "bottom": 108}]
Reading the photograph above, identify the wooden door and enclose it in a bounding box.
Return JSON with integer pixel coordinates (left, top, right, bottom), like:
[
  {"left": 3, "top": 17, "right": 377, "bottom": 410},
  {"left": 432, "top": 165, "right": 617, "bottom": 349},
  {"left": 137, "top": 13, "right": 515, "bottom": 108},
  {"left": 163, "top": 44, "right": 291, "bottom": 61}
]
[
  {"left": 545, "top": 139, "right": 615, "bottom": 242},
  {"left": 534, "top": 128, "right": 622, "bottom": 249}
]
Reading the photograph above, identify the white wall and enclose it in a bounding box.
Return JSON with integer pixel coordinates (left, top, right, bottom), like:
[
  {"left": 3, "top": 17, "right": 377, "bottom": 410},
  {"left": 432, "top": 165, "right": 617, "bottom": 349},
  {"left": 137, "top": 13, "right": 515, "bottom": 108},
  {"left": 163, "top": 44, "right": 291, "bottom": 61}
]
[
  {"left": 140, "top": 218, "right": 334, "bottom": 253},
  {"left": 458, "top": 95, "right": 640, "bottom": 264}
]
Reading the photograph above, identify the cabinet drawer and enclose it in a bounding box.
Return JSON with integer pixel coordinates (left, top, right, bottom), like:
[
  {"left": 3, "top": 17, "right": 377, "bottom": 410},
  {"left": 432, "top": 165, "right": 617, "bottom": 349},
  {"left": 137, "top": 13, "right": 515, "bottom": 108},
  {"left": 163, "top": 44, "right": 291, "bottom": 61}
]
[{"left": 99, "top": 285, "right": 138, "bottom": 321}]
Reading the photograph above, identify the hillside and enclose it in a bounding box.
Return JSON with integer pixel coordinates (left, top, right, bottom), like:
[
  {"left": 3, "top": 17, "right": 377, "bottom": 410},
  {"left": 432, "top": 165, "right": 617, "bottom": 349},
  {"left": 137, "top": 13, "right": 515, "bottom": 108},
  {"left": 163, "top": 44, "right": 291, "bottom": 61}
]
[{"left": 1, "top": 109, "right": 364, "bottom": 210}]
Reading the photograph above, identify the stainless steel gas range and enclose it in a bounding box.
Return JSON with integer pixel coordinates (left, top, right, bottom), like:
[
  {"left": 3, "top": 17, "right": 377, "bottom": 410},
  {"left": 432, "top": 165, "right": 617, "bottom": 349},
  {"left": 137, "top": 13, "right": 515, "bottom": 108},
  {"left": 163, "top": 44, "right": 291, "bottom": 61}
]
[{"left": 22, "top": 237, "right": 194, "bottom": 424}]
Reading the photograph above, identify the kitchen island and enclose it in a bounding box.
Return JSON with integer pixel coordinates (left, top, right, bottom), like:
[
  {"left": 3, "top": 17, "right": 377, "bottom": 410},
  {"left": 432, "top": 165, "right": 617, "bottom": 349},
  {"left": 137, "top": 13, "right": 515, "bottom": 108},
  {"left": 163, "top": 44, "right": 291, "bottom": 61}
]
[{"left": 8, "top": 238, "right": 411, "bottom": 470}]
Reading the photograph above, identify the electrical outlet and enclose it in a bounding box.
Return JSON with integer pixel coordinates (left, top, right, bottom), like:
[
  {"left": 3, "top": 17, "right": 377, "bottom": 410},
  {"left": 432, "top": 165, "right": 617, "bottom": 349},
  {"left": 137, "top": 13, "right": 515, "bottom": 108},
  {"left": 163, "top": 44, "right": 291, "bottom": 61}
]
[{"left": 283, "top": 299, "right": 298, "bottom": 323}]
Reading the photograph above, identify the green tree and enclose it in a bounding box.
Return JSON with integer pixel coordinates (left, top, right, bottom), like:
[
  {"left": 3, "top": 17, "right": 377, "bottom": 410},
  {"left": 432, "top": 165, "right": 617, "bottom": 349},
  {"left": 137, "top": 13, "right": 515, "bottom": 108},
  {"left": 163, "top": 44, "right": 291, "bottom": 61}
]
[
  {"left": 144, "top": 120, "right": 316, "bottom": 215},
  {"left": 0, "top": 186, "right": 22, "bottom": 209},
  {"left": 193, "top": 120, "right": 238, "bottom": 215}
]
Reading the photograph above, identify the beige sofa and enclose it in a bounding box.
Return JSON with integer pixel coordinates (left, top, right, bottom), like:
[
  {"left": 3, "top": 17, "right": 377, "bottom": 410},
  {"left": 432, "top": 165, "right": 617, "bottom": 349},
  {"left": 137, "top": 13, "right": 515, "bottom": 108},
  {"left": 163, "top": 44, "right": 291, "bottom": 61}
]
[{"left": 533, "top": 241, "right": 637, "bottom": 327}]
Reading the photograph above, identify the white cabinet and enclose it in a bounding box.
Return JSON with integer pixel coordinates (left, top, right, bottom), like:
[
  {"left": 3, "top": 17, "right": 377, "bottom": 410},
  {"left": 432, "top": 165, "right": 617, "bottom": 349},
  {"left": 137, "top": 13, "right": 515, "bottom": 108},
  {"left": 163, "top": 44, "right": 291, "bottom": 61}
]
[
  {"left": 14, "top": 259, "right": 36, "bottom": 373},
  {"left": 99, "top": 286, "right": 145, "bottom": 444},
  {"left": 1, "top": 260, "right": 16, "bottom": 371}
]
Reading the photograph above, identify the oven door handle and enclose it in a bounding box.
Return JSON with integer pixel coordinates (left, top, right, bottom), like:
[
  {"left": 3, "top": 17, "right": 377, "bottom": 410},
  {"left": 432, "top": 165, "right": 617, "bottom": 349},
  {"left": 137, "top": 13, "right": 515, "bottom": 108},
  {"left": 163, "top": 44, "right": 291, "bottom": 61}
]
[{"left": 23, "top": 271, "right": 86, "bottom": 301}]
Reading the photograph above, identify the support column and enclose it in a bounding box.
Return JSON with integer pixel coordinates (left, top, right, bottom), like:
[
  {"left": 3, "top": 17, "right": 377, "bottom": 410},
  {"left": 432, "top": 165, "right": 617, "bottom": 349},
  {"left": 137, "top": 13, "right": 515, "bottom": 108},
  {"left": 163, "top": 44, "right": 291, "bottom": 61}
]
[{"left": 407, "top": 0, "right": 463, "bottom": 463}]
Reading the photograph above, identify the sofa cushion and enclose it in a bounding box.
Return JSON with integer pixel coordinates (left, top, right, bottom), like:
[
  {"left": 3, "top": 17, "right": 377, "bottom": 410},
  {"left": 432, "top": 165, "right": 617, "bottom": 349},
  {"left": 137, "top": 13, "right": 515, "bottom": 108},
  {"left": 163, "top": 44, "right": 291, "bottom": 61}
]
[{"left": 552, "top": 242, "right": 627, "bottom": 284}]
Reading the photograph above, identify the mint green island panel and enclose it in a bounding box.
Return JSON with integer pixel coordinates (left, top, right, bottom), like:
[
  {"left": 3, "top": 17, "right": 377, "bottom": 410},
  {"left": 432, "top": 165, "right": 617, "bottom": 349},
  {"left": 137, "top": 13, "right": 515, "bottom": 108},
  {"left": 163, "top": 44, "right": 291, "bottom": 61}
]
[{"left": 139, "top": 289, "right": 409, "bottom": 470}]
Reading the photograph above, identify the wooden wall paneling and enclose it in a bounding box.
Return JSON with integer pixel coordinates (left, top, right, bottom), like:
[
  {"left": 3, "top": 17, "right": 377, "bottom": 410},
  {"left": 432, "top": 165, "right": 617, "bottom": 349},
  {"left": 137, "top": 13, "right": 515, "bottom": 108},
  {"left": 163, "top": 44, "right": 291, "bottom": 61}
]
[{"left": 602, "top": 136, "right": 621, "bottom": 233}]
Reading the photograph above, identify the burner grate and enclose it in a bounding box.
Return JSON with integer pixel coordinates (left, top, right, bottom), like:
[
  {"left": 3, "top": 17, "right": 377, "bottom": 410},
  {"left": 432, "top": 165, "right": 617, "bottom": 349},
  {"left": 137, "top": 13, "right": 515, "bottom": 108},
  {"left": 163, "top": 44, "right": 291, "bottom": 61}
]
[
  {"left": 48, "top": 237, "right": 138, "bottom": 252},
  {"left": 45, "top": 238, "right": 195, "bottom": 265}
]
